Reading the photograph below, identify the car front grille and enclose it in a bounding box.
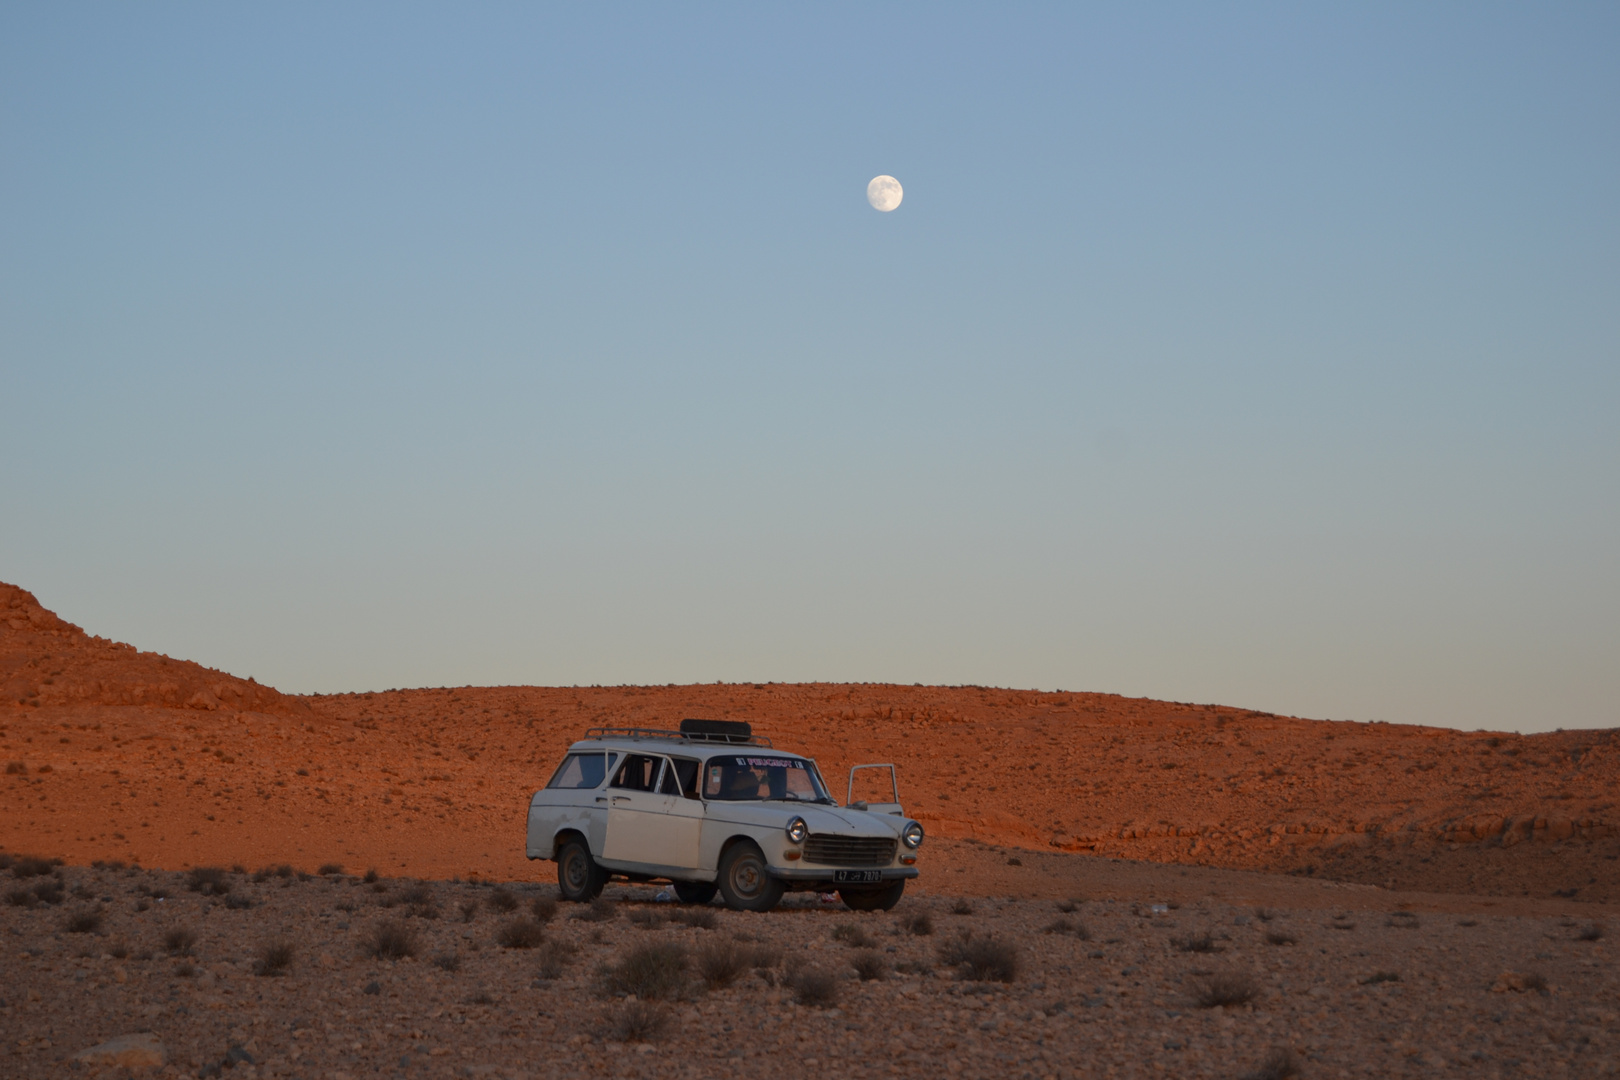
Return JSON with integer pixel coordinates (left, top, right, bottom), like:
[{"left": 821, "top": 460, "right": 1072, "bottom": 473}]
[{"left": 802, "top": 834, "right": 897, "bottom": 867}]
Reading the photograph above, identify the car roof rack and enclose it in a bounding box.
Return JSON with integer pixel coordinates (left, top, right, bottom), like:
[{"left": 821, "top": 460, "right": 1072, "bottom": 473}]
[{"left": 580, "top": 725, "right": 773, "bottom": 748}]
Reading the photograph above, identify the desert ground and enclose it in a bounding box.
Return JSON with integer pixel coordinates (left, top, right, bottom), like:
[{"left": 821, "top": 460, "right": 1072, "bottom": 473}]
[{"left": 2, "top": 580, "right": 1618, "bottom": 1077}]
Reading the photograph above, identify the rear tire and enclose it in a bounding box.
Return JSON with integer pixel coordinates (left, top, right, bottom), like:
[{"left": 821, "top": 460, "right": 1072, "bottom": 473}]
[
  {"left": 673, "top": 881, "right": 718, "bottom": 905},
  {"left": 556, "top": 838, "right": 608, "bottom": 903},
  {"left": 839, "top": 879, "right": 905, "bottom": 911},
  {"left": 716, "top": 841, "right": 785, "bottom": 912}
]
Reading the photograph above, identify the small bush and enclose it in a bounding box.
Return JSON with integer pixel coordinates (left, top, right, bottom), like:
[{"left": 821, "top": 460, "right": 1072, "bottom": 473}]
[
  {"left": 4, "top": 761, "right": 25, "bottom": 775},
  {"left": 173, "top": 961, "right": 196, "bottom": 978},
  {"left": 224, "top": 894, "right": 256, "bottom": 911},
  {"left": 1192, "top": 971, "right": 1257, "bottom": 1009},
  {"left": 697, "top": 940, "right": 747, "bottom": 989},
  {"left": 1578, "top": 923, "right": 1605, "bottom": 942},
  {"left": 669, "top": 907, "right": 716, "bottom": 930},
  {"left": 1243, "top": 1047, "right": 1302, "bottom": 1080},
  {"left": 790, "top": 968, "right": 840, "bottom": 1007},
  {"left": 832, "top": 923, "right": 874, "bottom": 948},
  {"left": 531, "top": 896, "right": 558, "bottom": 923},
  {"left": 318, "top": 863, "right": 344, "bottom": 876},
  {"left": 460, "top": 901, "right": 479, "bottom": 923},
  {"left": 362, "top": 920, "right": 418, "bottom": 961},
  {"left": 6, "top": 887, "right": 37, "bottom": 908},
  {"left": 431, "top": 952, "right": 461, "bottom": 972},
  {"left": 1056, "top": 899, "right": 1079, "bottom": 914},
  {"left": 489, "top": 888, "right": 519, "bottom": 913},
  {"left": 164, "top": 927, "right": 197, "bottom": 956},
  {"left": 1043, "top": 918, "right": 1093, "bottom": 940},
  {"left": 602, "top": 941, "right": 689, "bottom": 1000},
  {"left": 65, "top": 907, "right": 103, "bottom": 934},
  {"left": 1361, "top": 971, "right": 1400, "bottom": 985},
  {"left": 363, "top": 868, "right": 379, "bottom": 884},
  {"left": 951, "top": 899, "right": 974, "bottom": 916},
  {"left": 576, "top": 897, "right": 618, "bottom": 923},
  {"left": 747, "top": 943, "right": 783, "bottom": 971},
  {"left": 1172, "top": 932, "right": 1221, "bottom": 954},
  {"left": 255, "top": 940, "right": 294, "bottom": 976},
  {"left": 497, "top": 918, "right": 546, "bottom": 949},
  {"left": 628, "top": 908, "right": 664, "bottom": 929},
  {"left": 31, "top": 879, "right": 63, "bottom": 905},
  {"left": 535, "top": 940, "right": 578, "bottom": 981},
  {"left": 851, "top": 950, "right": 886, "bottom": 981},
  {"left": 1252, "top": 907, "right": 1275, "bottom": 923},
  {"left": 903, "top": 911, "right": 934, "bottom": 936},
  {"left": 187, "top": 867, "right": 231, "bottom": 896},
  {"left": 399, "top": 883, "right": 433, "bottom": 906},
  {"left": 1264, "top": 931, "right": 1297, "bottom": 946},
  {"left": 1522, "top": 971, "right": 1549, "bottom": 993},
  {"left": 602, "top": 999, "right": 668, "bottom": 1042},
  {"left": 108, "top": 942, "right": 129, "bottom": 959},
  {"left": 10, "top": 855, "right": 57, "bottom": 878},
  {"left": 939, "top": 934, "right": 1019, "bottom": 983},
  {"left": 1385, "top": 911, "right": 1420, "bottom": 929}
]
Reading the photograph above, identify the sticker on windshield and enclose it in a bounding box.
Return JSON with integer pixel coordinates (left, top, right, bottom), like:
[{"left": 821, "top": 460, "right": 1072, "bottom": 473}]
[{"left": 735, "top": 757, "right": 803, "bottom": 769}]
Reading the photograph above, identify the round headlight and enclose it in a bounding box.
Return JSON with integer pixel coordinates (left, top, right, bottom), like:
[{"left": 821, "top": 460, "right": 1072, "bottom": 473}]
[
  {"left": 785, "top": 816, "right": 808, "bottom": 844},
  {"left": 902, "top": 821, "right": 924, "bottom": 849}
]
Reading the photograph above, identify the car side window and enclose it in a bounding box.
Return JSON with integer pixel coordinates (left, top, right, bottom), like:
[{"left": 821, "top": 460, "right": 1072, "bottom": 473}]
[
  {"left": 668, "top": 757, "right": 701, "bottom": 799},
  {"left": 611, "top": 753, "right": 662, "bottom": 793},
  {"left": 546, "top": 752, "right": 608, "bottom": 789}
]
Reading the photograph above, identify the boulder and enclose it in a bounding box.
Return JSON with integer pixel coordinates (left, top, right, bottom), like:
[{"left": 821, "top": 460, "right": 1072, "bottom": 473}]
[{"left": 73, "top": 1032, "right": 167, "bottom": 1070}]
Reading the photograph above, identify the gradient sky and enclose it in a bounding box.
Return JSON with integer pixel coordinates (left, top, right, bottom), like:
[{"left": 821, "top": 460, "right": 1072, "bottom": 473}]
[{"left": 2, "top": 5, "right": 1616, "bottom": 733}]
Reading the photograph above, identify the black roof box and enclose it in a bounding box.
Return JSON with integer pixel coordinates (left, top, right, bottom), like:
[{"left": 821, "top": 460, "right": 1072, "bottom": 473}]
[{"left": 679, "top": 718, "right": 752, "bottom": 739}]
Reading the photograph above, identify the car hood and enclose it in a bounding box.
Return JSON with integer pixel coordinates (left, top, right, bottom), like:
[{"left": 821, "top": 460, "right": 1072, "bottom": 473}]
[{"left": 794, "top": 804, "right": 905, "bottom": 837}]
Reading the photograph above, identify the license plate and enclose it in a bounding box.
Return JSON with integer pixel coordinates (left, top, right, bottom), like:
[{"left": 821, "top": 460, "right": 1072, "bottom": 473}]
[{"left": 833, "top": 870, "right": 883, "bottom": 883}]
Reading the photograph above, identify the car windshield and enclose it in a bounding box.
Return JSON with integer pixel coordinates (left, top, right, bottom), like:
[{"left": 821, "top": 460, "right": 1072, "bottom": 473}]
[{"left": 703, "top": 755, "right": 833, "bottom": 803}]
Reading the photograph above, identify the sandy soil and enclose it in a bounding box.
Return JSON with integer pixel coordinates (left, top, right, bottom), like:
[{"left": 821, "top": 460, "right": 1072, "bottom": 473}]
[{"left": 2, "top": 579, "right": 1619, "bottom": 1076}]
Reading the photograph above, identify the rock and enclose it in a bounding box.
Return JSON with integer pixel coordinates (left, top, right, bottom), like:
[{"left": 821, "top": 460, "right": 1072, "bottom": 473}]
[
  {"left": 72, "top": 1032, "right": 168, "bottom": 1070},
  {"left": 363, "top": 981, "right": 381, "bottom": 995}
]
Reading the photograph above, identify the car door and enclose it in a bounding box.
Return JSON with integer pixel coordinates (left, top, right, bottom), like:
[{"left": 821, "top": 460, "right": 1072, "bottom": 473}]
[{"left": 601, "top": 754, "right": 704, "bottom": 872}]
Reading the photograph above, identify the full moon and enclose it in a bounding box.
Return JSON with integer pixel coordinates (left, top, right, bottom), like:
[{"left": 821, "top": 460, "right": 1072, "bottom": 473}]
[{"left": 867, "top": 175, "right": 903, "bottom": 212}]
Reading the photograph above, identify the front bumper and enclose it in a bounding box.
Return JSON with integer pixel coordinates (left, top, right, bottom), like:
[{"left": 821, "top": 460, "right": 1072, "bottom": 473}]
[{"left": 770, "top": 866, "right": 919, "bottom": 883}]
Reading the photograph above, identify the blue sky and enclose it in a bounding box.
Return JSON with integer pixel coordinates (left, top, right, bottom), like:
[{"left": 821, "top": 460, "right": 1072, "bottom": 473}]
[{"left": 2, "top": 4, "right": 1616, "bottom": 732}]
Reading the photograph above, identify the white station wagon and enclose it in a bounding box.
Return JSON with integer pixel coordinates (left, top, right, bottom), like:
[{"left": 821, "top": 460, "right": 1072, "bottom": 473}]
[{"left": 525, "top": 719, "right": 923, "bottom": 911}]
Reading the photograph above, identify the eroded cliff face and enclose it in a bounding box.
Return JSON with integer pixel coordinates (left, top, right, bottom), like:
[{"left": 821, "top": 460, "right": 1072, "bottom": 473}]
[{"left": 0, "top": 583, "right": 301, "bottom": 715}]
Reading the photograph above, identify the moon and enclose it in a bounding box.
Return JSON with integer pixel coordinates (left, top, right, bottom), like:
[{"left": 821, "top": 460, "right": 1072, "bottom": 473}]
[{"left": 867, "top": 175, "right": 903, "bottom": 212}]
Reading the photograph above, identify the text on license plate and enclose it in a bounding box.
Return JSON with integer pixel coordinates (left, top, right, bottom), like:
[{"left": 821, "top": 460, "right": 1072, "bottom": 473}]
[{"left": 833, "top": 870, "right": 883, "bottom": 883}]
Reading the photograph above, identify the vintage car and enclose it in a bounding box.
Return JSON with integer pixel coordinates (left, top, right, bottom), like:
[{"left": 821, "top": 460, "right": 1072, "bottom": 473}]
[{"left": 525, "top": 719, "right": 922, "bottom": 911}]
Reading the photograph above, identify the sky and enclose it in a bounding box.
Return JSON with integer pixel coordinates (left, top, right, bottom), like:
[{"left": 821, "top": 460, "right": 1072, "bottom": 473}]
[{"left": 2, "top": 5, "right": 1616, "bottom": 733}]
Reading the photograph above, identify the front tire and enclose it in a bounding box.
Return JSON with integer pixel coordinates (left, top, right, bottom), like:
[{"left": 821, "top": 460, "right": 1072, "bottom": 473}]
[
  {"left": 839, "top": 879, "right": 905, "bottom": 911},
  {"left": 557, "top": 838, "right": 608, "bottom": 903},
  {"left": 716, "top": 842, "right": 785, "bottom": 912},
  {"left": 673, "top": 881, "right": 718, "bottom": 905}
]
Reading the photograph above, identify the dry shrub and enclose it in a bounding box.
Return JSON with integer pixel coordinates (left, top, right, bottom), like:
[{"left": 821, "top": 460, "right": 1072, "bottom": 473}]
[
  {"left": 1192, "top": 971, "right": 1257, "bottom": 1008},
  {"left": 832, "top": 923, "right": 874, "bottom": 948},
  {"left": 1385, "top": 911, "right": 1421, "bottom": 930},
  {"left": 363, "top": 868, "right": 379, "bottom": 884},
  {"left": 851, "top": 950, "right": 886, "bottom": 981},
  {"left": 697, "top": 940, "right": 747, "bottom": 988},
  {"left": 254, "top": 940, "right": 294, "bottom": 976},
  {"left": 1044, "top": 918, "right": 1092, "bottom": 940},
  {"left": 30, "top": 879, "right": 63, "bottom": 905},
  {"left": 535, "top": 941, "right": 578, "bottom": 981},
  {"left": 460, "top": 901, "right": 479, "bottom": 923},
  {"left": 1252, "top": 907, "right": 1276, "bottom": 923},
  {"left": 10, "top": 855, "right": 57, "bottom": 878},
  {"left": 1578, "top": 923, "right": 1605, "bottom": 942},
  {"left": 65, "top": 907, "right": 103, "bottom": 934},
  {"left": 1243, "top": 1047, "right": 1302, "bottom": 1080},
  {"left": 1361, "top": 971, "right": 1400, "bottom": 985},
  {"left": 362, "top": 919, "right": 418, "bottom": 961},
  {"left": 790, "top": 968, "right": 840, "bottom": 1007},
  {"left": 628, "top": 908, "right": 664, "bottom": 929},
  {"left": 1265, "top": 931, "right": 1297, "bottom": 946},
  {"left": 187, "top": 868, "right": 231, "bottom": 896},
  {"left": 940, "top": 933, "right": 1019, "bottom": 983},
  {"left": 489, "top": 888, "right": 519, "bottom": 913},
  {"left": 224, "top": 894, "right": 257, "bottom": 911},
  {"left": 576, "top": 897, "right": 618, "bottom": 923},
  {"left": 951, "top": 899, "right": 974, "bottom": 916},
  {"left": 602, "top": 1000, "right": 668, "bottom": 1042},
  {"left": 317, "top": 863, "right": 344, "bottom": 876},
  {"left": 4, "top": 762, "right": 25, "bottom": 776},
  {"left": 173, "top": 961, "right": 196, "bottom": 978},
  {"left": 531, "top": 896, "right": 558, "bottom": 923},
  {"left": 1172, "top": 932, "right": 1221, "bottom": 954},
  {"left": 497, "top": 918, "right": 546, "bottom": 949},
  {"left": 164, "top": 927, "right": 197, "bottom": 956},
  {"left": 602, "top": 941, "right": 688, "bottom": 1000},
  {"left": 669, "top": 907, "right": 716, "bottom": 930},
  {"left": 903, "top": 911, "right": 934, "bottom": 936},
  {"left": 431, "top": 952, "right": 461, "bottom": 972},
  {"left": 1055, "top": 899, "right": 1079, "bottom": 914},
  {"left": 6, "top": 888, "right": 38, "bottom": 909}
]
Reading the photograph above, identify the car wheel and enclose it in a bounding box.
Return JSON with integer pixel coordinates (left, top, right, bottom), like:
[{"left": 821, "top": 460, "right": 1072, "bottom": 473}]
[
  {"left": 839, "top": 880, "right": 905, "bottom": 911},
  {"left": 716, "top": 841, "right": 785, "bottom": 912},
  {"left": 556, "top": 838, "right": 608, "bottom": 903},
  {"left": 672, "top": 881, "right": 718, "bottom": 905}
]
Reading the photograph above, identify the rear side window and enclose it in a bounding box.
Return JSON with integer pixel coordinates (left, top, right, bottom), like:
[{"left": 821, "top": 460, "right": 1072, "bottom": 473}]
[
  {"left": 547, "top": 752, "right": 609, "bottom": 790},
  {"left": 611, "top": 754, "right": 663, "bottom": 793}
]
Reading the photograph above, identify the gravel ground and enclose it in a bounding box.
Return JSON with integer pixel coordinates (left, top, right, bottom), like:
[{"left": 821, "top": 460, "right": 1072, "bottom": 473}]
[{"left": 3, "top": 862, "right": 1617, "bottom": 1080}]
